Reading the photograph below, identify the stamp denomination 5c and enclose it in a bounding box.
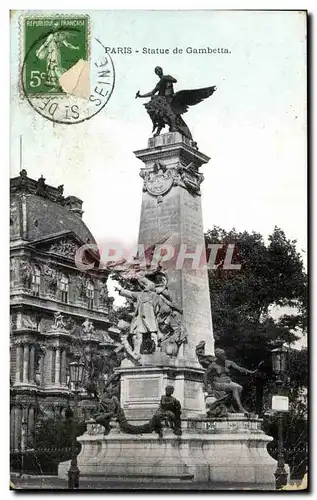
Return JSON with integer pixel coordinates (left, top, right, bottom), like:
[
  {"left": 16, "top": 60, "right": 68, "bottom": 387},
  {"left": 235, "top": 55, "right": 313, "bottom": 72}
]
[
  {"left": 20, "top": 14, "right": 115, "bottom": 124},
  {"left": 23, "top": 15, "right": 89, "bottom": 97}
]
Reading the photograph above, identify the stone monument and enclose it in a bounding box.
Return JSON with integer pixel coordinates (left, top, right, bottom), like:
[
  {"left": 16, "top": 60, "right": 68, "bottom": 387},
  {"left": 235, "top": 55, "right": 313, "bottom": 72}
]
[
  {"left": 58, "top": 69, "right": 277, "bottom": 488},
  {"left": 116, "top": 131, "right": 215, "bottom": 422}
]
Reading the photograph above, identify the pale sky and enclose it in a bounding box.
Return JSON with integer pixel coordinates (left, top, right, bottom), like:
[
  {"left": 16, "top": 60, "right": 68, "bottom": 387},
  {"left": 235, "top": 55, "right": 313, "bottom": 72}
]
[{"left": 11, "top": 10, "right": 307, "bottom": 263}]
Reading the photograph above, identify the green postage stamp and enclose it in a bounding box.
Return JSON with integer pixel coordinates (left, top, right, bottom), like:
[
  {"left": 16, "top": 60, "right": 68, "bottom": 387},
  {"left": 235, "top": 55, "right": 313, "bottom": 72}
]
[
  {"left": 22, "top": 15, "right": 89, "bottom": 96},
  {"left": 19, "top": 13, "right": 114, "bottom": 124}
]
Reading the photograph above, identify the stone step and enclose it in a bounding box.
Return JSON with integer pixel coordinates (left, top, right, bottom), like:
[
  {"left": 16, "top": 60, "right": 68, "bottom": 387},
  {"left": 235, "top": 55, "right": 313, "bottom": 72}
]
[{"left": 80, "top": 474, "right": 194, "bottom": 482}]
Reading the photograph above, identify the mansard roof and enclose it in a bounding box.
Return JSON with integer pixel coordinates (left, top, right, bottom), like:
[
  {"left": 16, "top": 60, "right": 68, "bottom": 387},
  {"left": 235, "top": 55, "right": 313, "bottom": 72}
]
[{"left": 10, "top": 170, "right": 95, "bottom": 245}]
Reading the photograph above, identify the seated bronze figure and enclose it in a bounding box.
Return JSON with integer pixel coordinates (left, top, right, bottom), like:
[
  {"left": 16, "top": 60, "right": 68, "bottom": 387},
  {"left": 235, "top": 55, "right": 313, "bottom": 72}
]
[{"left": 196, "top": 342, "right": 261, "bottom": 417}]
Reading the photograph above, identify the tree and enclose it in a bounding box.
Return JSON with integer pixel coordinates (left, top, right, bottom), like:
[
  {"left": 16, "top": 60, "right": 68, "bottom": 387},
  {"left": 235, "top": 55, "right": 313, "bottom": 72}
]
[
  {"left": 205, "top": 226, "right": 307, "bottom": 364},
  {"left": 205, "top": 225, "right": 308, "bottom": 478},
  {"left": 18, "top": 412, "right": 87, "bottom": 475}
]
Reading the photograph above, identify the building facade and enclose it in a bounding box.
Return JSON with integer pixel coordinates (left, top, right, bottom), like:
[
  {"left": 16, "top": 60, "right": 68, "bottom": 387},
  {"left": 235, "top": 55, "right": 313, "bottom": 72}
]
[{"left": 10, "top": 170, "right": 117, "bottom": 452}]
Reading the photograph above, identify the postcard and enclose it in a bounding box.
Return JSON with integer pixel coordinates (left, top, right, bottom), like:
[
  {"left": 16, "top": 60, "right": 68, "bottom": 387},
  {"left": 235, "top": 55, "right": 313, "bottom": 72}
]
[{"left": 10, "top": 10, "right": 308, "bottom": 491}]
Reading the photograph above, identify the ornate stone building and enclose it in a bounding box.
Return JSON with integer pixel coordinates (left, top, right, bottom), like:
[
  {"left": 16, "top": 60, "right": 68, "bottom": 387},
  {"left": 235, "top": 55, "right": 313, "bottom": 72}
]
[{"left": 10, "top": 170, "right": 117, "bottom": 452}]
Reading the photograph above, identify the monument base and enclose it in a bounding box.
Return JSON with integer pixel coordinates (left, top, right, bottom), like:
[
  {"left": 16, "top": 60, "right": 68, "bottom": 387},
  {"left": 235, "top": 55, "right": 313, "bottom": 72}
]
[
  {"left": 117, "top": 360, "right": 206, "bottom": 419},
  {"left": 58, "top": 415, "right": 277, "bottom": 489}
]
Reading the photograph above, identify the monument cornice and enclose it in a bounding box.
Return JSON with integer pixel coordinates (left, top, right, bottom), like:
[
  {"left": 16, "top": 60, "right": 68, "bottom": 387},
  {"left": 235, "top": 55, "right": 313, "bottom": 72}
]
[
  {"left": 134, "top": 143, "right": 210, "bottom": 168},
  {"left": 10, "top": 294, "right": 111, "bottom": 324},
  {"left": 41, "top": 329, "right": 73, "bottom": 341},
  {"left": 11, "top": 386, "right": 73, "bottom": 398},
  {"left": 116, "top": 365, "right": 205, "bottom": 376},
  {"left": 11, "top": 332, "right": 39, "bottom": 344},
  {"left": 134, "top": 132, "right": 210, "bottom": 168}
]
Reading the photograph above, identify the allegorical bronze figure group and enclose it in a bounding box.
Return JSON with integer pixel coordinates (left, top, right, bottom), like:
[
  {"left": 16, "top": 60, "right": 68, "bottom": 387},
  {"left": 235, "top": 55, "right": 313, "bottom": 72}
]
[
  {"left": 136, "top": 66, "right": 216, "bottom": 139},
  {"left": 83, "top": 68, "right": 264, "bottom": 437},
  {"left": 94, "top": 384, "right": 182, "bottom": 438}
]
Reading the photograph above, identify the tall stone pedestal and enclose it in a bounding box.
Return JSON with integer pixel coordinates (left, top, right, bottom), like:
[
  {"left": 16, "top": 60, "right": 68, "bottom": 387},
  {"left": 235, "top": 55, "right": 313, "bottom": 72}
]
[
  {"left": 58, "top": 415, "right": 277, "bottom": 489},
  {"left": 116, "top": 132, "right": 217, "bottom": 419},
  {"left": 134, "top": 132, "right": 214, "bottom": 360}
]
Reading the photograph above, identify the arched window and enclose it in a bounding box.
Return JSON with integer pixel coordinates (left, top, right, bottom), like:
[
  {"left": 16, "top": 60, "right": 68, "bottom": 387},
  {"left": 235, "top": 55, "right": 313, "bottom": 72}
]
[
  {"left": 59, "top": 274, "right": 69, "bottom": 303},
  {"left": 87, "top": 281, "right": 94, "bottom": 310},
  {"left": 31, "top": 266, "right": 41, "bottom": 296}
]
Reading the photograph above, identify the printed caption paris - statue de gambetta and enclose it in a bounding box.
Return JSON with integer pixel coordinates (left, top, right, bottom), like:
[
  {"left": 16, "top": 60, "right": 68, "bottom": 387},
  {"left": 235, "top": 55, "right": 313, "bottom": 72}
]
[{"left": 103, "top": 46, "right": 231, "bottom": 55}]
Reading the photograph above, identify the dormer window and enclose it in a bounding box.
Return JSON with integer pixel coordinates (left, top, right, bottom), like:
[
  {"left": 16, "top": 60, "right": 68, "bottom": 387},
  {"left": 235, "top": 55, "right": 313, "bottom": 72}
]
[
  {"left": 59, "top": 274, "right": 69, "bottom": 303},
  {"left": 87, "top": 281, "right": 94, "bottom": 310},
  {"left": 31, "top": 266, "right": 41, "bottom": 296}
]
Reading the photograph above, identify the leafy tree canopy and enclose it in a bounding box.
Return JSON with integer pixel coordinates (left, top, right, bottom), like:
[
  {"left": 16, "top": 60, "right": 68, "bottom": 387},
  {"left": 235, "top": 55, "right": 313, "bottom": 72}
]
[
  {"left": 205, "top": 226, "right": 308, "bottom": 478},
  {"left": 205, "top": 225, "right": 307, "bottom": 373}
]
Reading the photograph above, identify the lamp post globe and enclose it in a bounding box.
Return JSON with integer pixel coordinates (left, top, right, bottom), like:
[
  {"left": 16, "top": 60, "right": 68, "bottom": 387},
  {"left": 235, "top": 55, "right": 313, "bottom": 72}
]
[
  {"left": 67, "top": 357, "right": 85, "bottom": 489},
  {"left": 271, "top": 342, "right": 288, "bottom": 490},
  {"left": 69, "top": 359, "right": 85, "bottom": 387},
  {"left": 271, "top": 344, "right": 287, "bottom": 376}
]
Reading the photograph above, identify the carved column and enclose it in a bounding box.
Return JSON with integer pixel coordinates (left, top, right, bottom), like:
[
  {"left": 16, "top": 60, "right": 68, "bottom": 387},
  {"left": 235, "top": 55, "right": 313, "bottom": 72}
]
[
  {"left": 40, "top": 353, "right": 45, "bottom": 385},
  {"left": 22, "top": 344, "right": 29, "bottom": 383},
  {"left": 29, "top": 345, "right": 35, "bottom": 383},
  {"left": 43, "top": 347, "right": 53, "bottom": 385},
  {"left": 28, "top": 407, "right": 35, "bottom": 447},
  {"left": 21, "top": 405, "right": 28, "bottom": 454},
  {"left": 10, "top": 407, "right": 15, "bottom": 450},
  {"left": 55, "top": 347, "right": 61, "bottom": 385},
  {"left": 51, "top": 348, "right": 56, "bottom": 384},
  {"left": 14, "top": 406, "right": 22, "bottom": 450},
  {"left": 61, "top": 348, "right": 67, "bottom": 385},
  {"left": 15, "top": 344, "right": 23, "bottom": 383}
]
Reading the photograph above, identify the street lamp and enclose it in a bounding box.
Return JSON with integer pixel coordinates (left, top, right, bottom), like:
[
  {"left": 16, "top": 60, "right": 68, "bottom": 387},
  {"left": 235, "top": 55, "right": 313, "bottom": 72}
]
[
  {"left": 271, "top": 343, "right": 288, "bottom": 490},
  {"left": 20, "top": 418, "right": 28, "bottom": 478},
  {"left": 271, "top": 344, "right": 287, "bottom": 375},
  {"left": 68, "top": 357, "right": 85, "bottom": 489}
]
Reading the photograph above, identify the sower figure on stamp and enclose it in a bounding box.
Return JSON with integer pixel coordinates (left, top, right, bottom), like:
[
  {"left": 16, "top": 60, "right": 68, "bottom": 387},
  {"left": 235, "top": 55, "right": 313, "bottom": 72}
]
[{"left": 36, "top": 27, "right": 79, "bottom": 90}]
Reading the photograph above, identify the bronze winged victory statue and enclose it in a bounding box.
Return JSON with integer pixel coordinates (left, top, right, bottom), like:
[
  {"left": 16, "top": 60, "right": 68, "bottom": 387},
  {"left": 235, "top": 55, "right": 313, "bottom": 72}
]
[{"left": 136, "top": 66, "right": 216, "bottom": 140}]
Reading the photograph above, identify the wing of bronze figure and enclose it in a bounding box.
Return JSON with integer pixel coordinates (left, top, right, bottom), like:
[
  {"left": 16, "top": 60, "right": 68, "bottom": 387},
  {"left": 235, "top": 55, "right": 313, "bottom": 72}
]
[{"left": 171, "top": 86, "right": 216, "bottom": 115}]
